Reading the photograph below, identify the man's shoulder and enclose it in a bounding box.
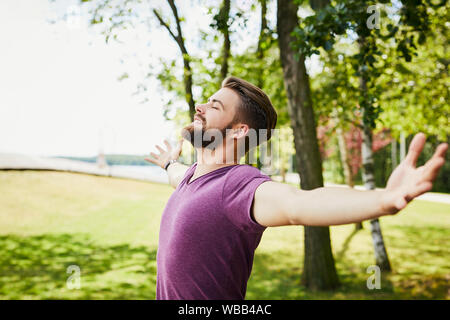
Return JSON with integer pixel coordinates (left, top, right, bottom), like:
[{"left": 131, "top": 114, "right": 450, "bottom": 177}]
[
  {"left": 227, "top": 164, "right": 270, "bottom": 180},
  {"left": 230, "top": 164, "right": 260, "bottom": 173}
]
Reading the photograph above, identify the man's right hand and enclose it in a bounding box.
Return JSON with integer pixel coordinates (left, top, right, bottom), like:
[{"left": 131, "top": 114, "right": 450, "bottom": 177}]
[{"left": 145, "top": 139, "right": 183, "bottom": 169}]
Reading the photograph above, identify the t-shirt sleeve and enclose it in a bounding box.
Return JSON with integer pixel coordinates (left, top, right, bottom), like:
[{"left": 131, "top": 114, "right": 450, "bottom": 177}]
[{"left": 222, "top": 165, "right": 271, "bottom": 233}]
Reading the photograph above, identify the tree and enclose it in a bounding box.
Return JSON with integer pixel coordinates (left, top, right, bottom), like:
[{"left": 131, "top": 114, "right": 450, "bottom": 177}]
[
  {"left": 358, "top": 33, "right": 392, "bottom": 272},
  {"left": 292, "top": 0, "right": 393, "bottom": 271},
  {"left": 239, "top": 0, "right": 273, "bottom": 166},
  {"left": 291, "top": 0, "right": 448, "bottom": 271},
  {"left": 277, "top": 0, "right": 340, "bottom": 290},
  {"left": 153, "top": 0, "right": 196, "bottom": 121},
  {"left": 212, "top": 0, "right": 231, "bottom": 84}
]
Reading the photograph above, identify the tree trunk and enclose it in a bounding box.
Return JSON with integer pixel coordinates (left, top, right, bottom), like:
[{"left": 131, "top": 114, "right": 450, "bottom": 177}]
[
  {"left": 277, "top": 0, "right": 339, "bottom": 290},
  {"left": 247, "top": 0, "right": 269, "bottom": 167},
  {"left": 256, "top": 0, "right": 268, "bottom": 89},
  {"left": 219, "top": 0, "right": 231, "bottom": 84},
  {"left": 361, "top": 126, "right": 392, "bottom": 271},
  {"left": 248, "top": 0, "right": 269, "bottom": 168},
  {"left": 358, "top": 46, "right": 391, "bottom": 271},
  {"left": 391, "top": 138, "right": 397, "bottom": 169},
  {"left": 182, "top": 57, "right": 196, "bottom": 121},
  {"left": 400, "top": 131, "right": 406, "bottom": 162}
]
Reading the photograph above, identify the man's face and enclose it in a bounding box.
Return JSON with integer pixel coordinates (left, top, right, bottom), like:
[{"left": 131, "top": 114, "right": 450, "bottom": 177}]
[{"left": 182, "top": 87, "right": 241, "bottom": 149}]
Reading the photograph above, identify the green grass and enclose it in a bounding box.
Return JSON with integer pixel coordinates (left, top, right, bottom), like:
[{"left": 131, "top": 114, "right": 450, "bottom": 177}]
[{"left": 0, "top": 170, "right": 449, "bottom": 299}]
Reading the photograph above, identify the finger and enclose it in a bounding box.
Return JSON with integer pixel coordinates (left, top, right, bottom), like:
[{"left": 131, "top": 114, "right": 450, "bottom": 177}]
[
  {"left": 148, "top": 152, "right": 159, "bottom": 160},
  {"left": 163, "top": 140, "right": 172, "bottom": 151},
  {"left": 421, "top": 156, "right": 445, "bottom": 183},
  {"left": 430, "top": 142, "right": 448, "bottom": 161},
  {"left": 407, "top": 181, "right": 433, "bottom": 200},
  {"left": 405, "top": 133, "right": 426, "bottom": 167},
  {"left": 423, "top": 143, "right": 448, "bottom": 181},
  {"left": 144, "top": 153, "right": 159, "bottom": 165},
  {"left": 144, "top": 157, "right": 156, "bottom": 164},
  {"left": 156, "top": 145, "right": 165, "bottom": 154}
]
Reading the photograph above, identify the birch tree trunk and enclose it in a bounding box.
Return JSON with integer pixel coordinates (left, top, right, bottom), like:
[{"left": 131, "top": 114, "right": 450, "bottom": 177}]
[
  {"left": 359, "top": 57, "right": 392, "bottom": 271},
  {"left": 400, "top": 131, "right": 406, "bottom": 162},
  {"left": 361, "top": 125, "right": 392, "bottom": 271},
  {"left": 391, "top": 139, "right": 398, "bottom": 169}
]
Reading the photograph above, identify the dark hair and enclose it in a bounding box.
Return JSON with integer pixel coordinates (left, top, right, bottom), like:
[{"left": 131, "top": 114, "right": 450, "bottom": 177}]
[{"left": 221, "top": 76, "right": 277, "bottom": 151}]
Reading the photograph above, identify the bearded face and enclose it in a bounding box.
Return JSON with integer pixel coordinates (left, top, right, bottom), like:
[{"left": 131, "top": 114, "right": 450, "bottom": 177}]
[
  {"left": 181, "top": 87, "right": 243, "bottom": 151},
  {"left": 181, "top": 113, "right": 234, "bottom": 150}
]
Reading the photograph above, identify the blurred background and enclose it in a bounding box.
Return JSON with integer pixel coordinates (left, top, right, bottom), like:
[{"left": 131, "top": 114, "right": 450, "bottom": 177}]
[{"left": 0, "top": 0, "right": 448, "bottom": 299}]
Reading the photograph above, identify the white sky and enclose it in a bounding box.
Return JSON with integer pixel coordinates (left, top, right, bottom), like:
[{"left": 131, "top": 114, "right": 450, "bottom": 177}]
[
  {"left": 0, "top": 0, "right": 317, "bottom": 158},
  {"left": 0, "top": 0, "right": 179, "bottom": 157}
]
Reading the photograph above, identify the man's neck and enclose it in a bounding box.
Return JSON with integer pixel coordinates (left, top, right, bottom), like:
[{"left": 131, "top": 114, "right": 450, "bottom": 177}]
[{"left": 194, "top": 147, "right": 239, "bottom": 172}]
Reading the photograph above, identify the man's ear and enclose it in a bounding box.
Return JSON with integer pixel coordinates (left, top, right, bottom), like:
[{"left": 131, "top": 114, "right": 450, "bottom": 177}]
[{"left": 233, "top": 124, "right": 249, "bottom": 139}]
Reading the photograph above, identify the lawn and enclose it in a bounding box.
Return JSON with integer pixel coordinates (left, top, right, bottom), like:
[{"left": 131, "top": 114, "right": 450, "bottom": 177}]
[{"left": 0, "top": 170, "right": 448, "bottom": 299}]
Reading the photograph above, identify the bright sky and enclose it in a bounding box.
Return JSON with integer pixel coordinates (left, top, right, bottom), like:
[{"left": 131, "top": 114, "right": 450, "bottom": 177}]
[
  {"left": 0, "top": 0, "right": 179, "bottom": 157},
  {"left": 0, "top": 0, "right": 317, "bottom": 158}
]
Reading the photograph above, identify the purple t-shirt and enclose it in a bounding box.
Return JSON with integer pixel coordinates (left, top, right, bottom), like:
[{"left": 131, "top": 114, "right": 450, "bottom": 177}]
[{"left": 156, "top": 163, "right": 271, "bottom": 300}]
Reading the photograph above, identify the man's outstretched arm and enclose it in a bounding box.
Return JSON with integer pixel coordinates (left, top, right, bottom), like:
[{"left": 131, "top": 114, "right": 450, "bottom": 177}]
[
  {"left": 145, "top": 139, "right": 189, "bottom": 189},
  {"left": 253, "top": 133, "right": 448, "bottom": 227}
]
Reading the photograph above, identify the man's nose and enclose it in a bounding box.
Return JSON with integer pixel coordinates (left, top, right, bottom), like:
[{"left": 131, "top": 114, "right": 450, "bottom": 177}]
[{"left": 195, "top": 104, "right": 206, "bottom": 114}]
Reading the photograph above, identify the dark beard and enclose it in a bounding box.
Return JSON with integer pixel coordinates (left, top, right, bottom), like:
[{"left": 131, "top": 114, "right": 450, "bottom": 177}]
[{"left": 181, "top": 120, "right": 233, "bottom": 150}]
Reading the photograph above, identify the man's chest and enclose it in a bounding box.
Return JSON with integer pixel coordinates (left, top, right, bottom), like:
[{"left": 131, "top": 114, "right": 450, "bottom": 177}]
[{"left": 160, "top": 186, "right": 229, "bottom": 239}]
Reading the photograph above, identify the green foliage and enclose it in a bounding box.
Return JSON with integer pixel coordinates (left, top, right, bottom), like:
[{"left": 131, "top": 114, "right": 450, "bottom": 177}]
[
  {"left": 376, "top": 3, "right": 449, "bottom": 140},
  {"left": 292, "top": 0, "right": 447, "bottom": 130},
  {"left": 230, "top": 44, "right": 290, "bottom": 127},
  {"left": 300, "top": 0, "right": 448, "bottom": 191},
  {"left": 80, "top": 0, "right": 142, "bottom": 44},
  {"left": 311, "top": 45, "right": 360, "bottom": 128},
  {"left": 152, "top": 57, "right": 188, "bottom": 121}
]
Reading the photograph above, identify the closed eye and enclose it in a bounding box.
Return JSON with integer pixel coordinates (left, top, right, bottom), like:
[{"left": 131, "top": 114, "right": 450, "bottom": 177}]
[
  {"left": 207, "top": 101, "right": 218, "bottom": 109},
  {"left": 208, "top": 98, "right": 224, "bottom": 110}
]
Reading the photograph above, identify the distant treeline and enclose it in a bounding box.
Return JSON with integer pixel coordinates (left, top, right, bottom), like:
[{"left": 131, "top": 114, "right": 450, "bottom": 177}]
[{"left": 56, "top": 155, "right": 154, "bottom": 166}]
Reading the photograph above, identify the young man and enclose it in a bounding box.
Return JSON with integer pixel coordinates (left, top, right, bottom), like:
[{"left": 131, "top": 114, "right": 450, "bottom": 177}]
[{"left": 146, "top": 76, "right": 447, "bottom": 300}]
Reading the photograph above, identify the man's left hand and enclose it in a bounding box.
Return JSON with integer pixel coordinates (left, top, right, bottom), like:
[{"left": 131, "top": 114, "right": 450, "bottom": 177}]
[{"left": 380, "top": 133, "right": 448, "bottom": 215}]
